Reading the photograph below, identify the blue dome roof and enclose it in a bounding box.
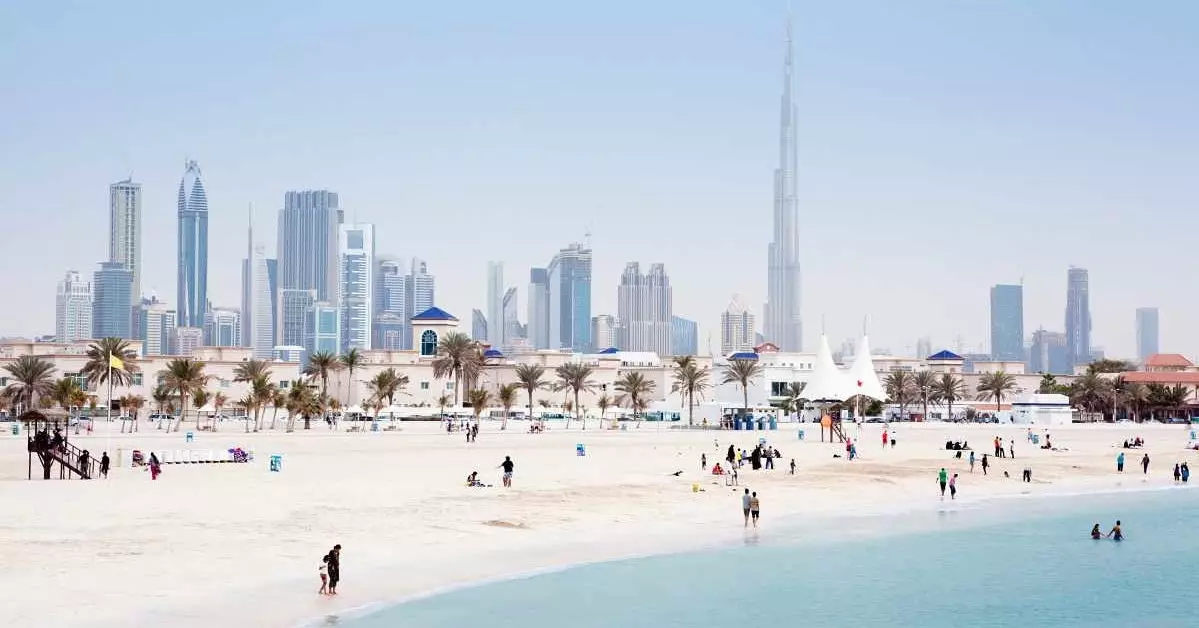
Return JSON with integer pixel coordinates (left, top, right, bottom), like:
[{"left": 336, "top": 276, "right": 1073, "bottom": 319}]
[
  {"left": 729, "top": 351, "right": 759, "bottom": 361},
  {"left": 483, "top": 349, "right": 504, "bottom": 358},
  {"left": 412, "top": 306, "right": 457, "bottom": 321},
  {"left": 598, "top": 347, "right": 620, "bottom": 354},
  {"left": 927, "top": 350, "right": 963, "bottom": 361}
]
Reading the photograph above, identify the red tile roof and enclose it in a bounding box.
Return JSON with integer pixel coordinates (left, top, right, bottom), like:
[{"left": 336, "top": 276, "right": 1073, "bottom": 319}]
[
  {"left": 1144, "top": 353, "right": 1193, "bottom": 368},
  {"left": 1121, "top": 371, "right": 1199, "bottom": 385}
]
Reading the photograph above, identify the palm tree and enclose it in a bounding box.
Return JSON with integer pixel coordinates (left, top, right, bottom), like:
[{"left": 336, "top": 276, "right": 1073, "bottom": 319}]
[
  {"left": 596, "top": 393, "right": 612, "bottom": 427},
  {"left": 497, "top": 383, "right": 520, "bottom": 430},
  {"left": 212, "top": 391, "right": 228, "bottom": 431},
  {"left": 976, "top": 371, "right": 1018, "bottom": 412},
  {"left": 513, "top": 363, "right": 548, "bottom": 425},
  {"left": 671, "top": 358, "right": 711, "bottom": 427},
  {"left": 431, "top": 332, "right": 480, "bottom": 409},
  {"left": 2, "top": 355, "right": 57, "bottom": 412},
  {"left": 781, "top": 382, "right": 807, "bottom": 416},
  {"left": 80, "top": 337, "right": 139, "bottom": 391},
  {"left": 721, "top": 359, "right": 763, "bottom": 423},
  {"left": 933, "top": 374, "right": 967, "bottom": 421},
  {"left": 436, "top": 394, "right": 451, "bottom": 418},
  {"left": 884, "top": 371, "right": 916, "bottom": 421},
  {"left": 555, "top": 363, "right": 596, "bottom": 430},
  {"left": 1069, "top": 372, "right": 1109, "bottom": 416},
  {"left": 162, "top": 358, "right": 208, "bottom": 432},
  {"left": 50, "top": 377, "right": 83, "bottom": 418},
  {"left": 192, "top": 388, "right": 211, "bottom": 430},
  {"left": 250, "top": 375, "right": 274, "bottom": 431},
  {"left": 1087, "top": 359, "right": 1136, "bottom": 375},
  {"left": 1124, "top": 382, "right": 1149, "bottom": 423},
  {"left": 270, "top": 388, "right": 286, "bottom": 430},
  {"left": 286, "top": 381, "right": 321, "bottom": 432},
  {"left": 615, "top": 371, "right": 656, "bottom": 424},
  {"left": 238, "top": 392, "right": 256, "bottom": 432},
  {"left": 233, "top": 359, "right": 272, "bottom": 385},
  {"left": 912, "top": 370, "right": 936, "bottom": 420},
  {"left": 303, "top": 351, "right": 338, "bottom": 399},
  {"left": 152, "top": 384, "right": 173, "bottom": 416},
  {"left": 466, "top": 388, "right": 491, "bottom": 423},
  {"left": 339, "top": 348, "right": 365, "bottom": 406},
  {"left": 366, "top": 368, "right": 407, "bottom": 408},
  {"left": 1037, "top": 373, "right": 1060, "bottom": 394},
  {"left": 127, "top": 394, "right": 145, "bottom": 432}
]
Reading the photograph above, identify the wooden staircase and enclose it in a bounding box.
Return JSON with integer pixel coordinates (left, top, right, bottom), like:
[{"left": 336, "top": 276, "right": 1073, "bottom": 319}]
[{"left": 28, "top": 438, "right": 95, "bottom": 480}]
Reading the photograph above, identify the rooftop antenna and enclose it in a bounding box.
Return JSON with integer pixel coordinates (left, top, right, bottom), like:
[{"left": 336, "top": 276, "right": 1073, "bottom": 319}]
[{"left": 583, "top": 225, "right": 593, "bottom": 249}]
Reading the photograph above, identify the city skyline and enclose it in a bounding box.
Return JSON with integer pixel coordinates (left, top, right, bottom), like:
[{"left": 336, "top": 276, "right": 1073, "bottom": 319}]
[{"left": 4, "top": 2, "right": 1198, "bottom": 358}]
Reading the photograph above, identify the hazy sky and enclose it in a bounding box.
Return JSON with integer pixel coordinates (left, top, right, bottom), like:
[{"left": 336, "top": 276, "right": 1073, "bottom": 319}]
[{"left": 2, "top": 0, "right": 1197, "bottom": 358}]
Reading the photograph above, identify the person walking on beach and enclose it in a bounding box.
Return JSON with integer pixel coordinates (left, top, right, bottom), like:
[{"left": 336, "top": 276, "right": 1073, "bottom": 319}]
[
  {"left": 701, "top": 453, "right": 707, "bottom": 470},
  {"left": 790, "top": 458, "right": 796, "bottom": 475},
  {"left": 500, "top": 456, "right": 515, "bottom": 488},
  {"left": 99, "top": 451, "right": 110, "bottom": 478},
  {"left": 1174, "top": 463, "right": 1182, "bottom": 483},
  {"left": 319, "top": 554, "right": 330, "bottom": 595},
  {"left": 1141, "top": 453, "right": 1150, "bottom": 475},
  {"left": 328, "top": 544, "right": 341, "bottom": 595},
  {"left": 1183, "top": 463, "right": 1191, "bottom": 483},
  {"left": 749, "top": 492, "right": 761, "bottom": 528},
  {"left": 1009, "top": 439, "right": 1015, "bottom": 459},
  {"left": 149, "top": 452, "right": 162, "bottom": 480},
  {"left": 938, "top": 468, "right": 948, "bottom": 499},
  {"left": 969, "top": 450, "right": 976, "bottom": 473},
  {"left": 981, "top": 454, "right": 989, "bottom": 476},
  {"left": 1117, "top": 451, "right": 1125, "bottom": 473},
  {"left": 742, "top": 488, "right": 752, "bottom": 527},
  {"left": 726, "top": 444, "right": 735, "bottom": 466},
  {"left": 949, "top": 473, "right": 958, "bottom": 500}
]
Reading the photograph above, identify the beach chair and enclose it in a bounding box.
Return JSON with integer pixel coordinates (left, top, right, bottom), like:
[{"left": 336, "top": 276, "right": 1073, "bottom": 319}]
[{"left": 161, "top": 451, "right": 174, "bottom": 465}]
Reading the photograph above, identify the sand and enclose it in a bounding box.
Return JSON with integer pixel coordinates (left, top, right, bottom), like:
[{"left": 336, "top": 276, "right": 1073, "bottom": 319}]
[{"left": 0, "top": 418, "right": 1192, "bottom": 627}]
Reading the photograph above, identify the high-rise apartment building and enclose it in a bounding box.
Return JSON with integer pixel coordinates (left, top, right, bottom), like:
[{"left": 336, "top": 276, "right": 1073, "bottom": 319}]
[
  {"left": 989, "top": 284, "right": 1024, "bottom": 361},
  {"left": 92, "top": 262, "right": 134, "bottom": 339},
  {"left": 405, "top": 258, "right": 435, "bottom": 350},
  {"left": 764, "top": 20, "right": 803, "bottom": 352},
  {"left": 1136, "top": 307, "right": 1160, "bottom": 363},
  {"left": 1064, "top": 267, "right": 1092, "bottom": 368},
  {"left": 134, "top": 297, "right": 176, "bottom": 356},
  {"left": 672, "top": 316, "right": 698, "bottom": 356},
  {"left": 338, "top": 223, "right": 375, "bottom": 351},
  {"left": 305, "top": 301, "right": 340, "bottom": 355},
  {"left": 277, "top": 190, "right": 343, "bottom": 304},
  {"left": 373, "top": 313, "right": 406, "bottom": 350},
  {"left": 241, "top": 208, "right": 276, "bottom": 359},
  {"left": 721, "top": 295, "right": 756, "bottom": 356},
  {"left": 204, "top": 308, "right": 242, "bottom": 347},
  {"left": 374, "top": 256, "right": 408, "bottom": 349},
  {"left": 916, "top": 337, "right": 932, "bottom": 359},
  {"left": 170, "top": 326, "right": 203, "bottom": 356},
  {"left": 487, "top": 262, "right": 505, "bottom": 347},
  {"left": 547, "top": 243, "right": 592, "bottom": 352},
  {"left": 277, "top": 289, "right": 316, "bottom": 348},
  {"left": 1029, "top": 328, "right": 1071, "bottom": 375},
  {"left": 591, "top": 314, "right": 617, "bottom": 352},
  {"left": 176, "top": 160, "right": 208, "bottom": 328},
  {"left": 109, "top": 178, "right": 142, "bottom": 301},
  {"left": 471, "top": 309, "right": 488, "bottom": 342},
  {"left": 56, "top": 271, "right": 93, "bottom": 343},
  {"left": 502, "top": 287, "right": 521, "bottom": 346},
  {"left": 527, "top": 268, "right": 550, "bottom": 350},
  {"left": 616, "top": 262, "right": 672, "bottom": 355}
]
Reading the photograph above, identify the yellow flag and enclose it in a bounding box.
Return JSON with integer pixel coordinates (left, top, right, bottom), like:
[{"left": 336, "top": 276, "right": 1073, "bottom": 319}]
[{"left": 109, "top": 354, "right": 124, "bottom": 370}]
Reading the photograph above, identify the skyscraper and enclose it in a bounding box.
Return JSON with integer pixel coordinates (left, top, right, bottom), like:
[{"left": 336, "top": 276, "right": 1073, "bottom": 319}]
[
  {"left": 616, "top": 262, "right": 672, "bottom": 355},
  {"left": 406, "top": 258, "right": 435, "bottom": 350},
  {"left": 471, "top": 309, "right": 488, "bottom": 342},
  {"left": 1030, "top": 328, "right": 1071, "bottom": 375},
  {"left": 1136, "top": 307, "right": 1160, "bottom": 363},
  {"left": 374, "top": 256, "right": 408, "bottom": 349},
  {"left": 170, "top": 326, "right": 203, "bottom": 356},
  {"left": 277, "top": 289, "right": 316, "bottom": 348},
  {"left": 527, "top": 268, "right": 550, "bottom": 350},
  {"left": 338, "top": 223, "right": 375, "bottom": 351},
  {"left": 277, "top": 190, "right": 343, "bottom": 304},
  {"left": 242, "top": 208, "right": 275, "bottom": 358},
  {"left": 56, "top": 271, "right": 93, "bottom": 343},
  {"left": 134, "top": 297, "right": 176, "bottom": 355},
  {"left": 176, "top": 160, "right": 208, "bottom": 328},
  {"left": 672, "top": 316, "right": 698, "bottom": 356},
  {"left": 764, "top": 20, "right": 803, "bottom": 353},
  {"left": 547, "top": 243, "right": 592, "bottom": 352},
  {"left": 501, "top": 287, "right": 521, "bottom": 348},
  {"left": 109, "top": 178, "right": 142, "bottom": 301},
  {"left": 1064, "top": 267, "right": 1092, "bottom": 368},
  {"left": 203, "top": 308, "right": 242, "bottom": 347},
  {"left": 989, "top": 284, "right": 1024, "bottom": 361},
  {"left": 487, "top": 262, "right": 505, "bottom": 347},
  {"left": 721, "top": 295, "right": 756, "bottom": 356},
  {"left": 591, "top": 314, "right": 617, "bottom": 352},
  {"left": 305, "top": 301, "right": 340, "bottom": 355},
  {"left": 373, "top": 313, "right": 406, "bottom": 350},
  {"left": 92, "top": 262, "right": 133, "bottom": 339}
]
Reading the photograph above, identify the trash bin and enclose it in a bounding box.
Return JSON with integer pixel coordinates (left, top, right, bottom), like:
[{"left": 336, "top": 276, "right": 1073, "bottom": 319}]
[
  {"left": 185, "top": 431, "right": 194, "bottom": 443},
  {"left": 269, "top": 454, "right": 282, "bottom": 472},
  {"left": 371, "top": 421, "right": 379, "bottom": 432},
  {"left": 576, "top": 443, "right": 586, "bottom": 457},
  {"left": 769, "top": 418, "right": 778, "bottom": 430},
  {"left": 1031, "top": 434, "right": 1040, "bottom": 445},
  {"left": 798, "top": 429, "right": 805, "bottom": 440},
  {"left": 10, "top": 422, "right": 20, "bottom": 436}
]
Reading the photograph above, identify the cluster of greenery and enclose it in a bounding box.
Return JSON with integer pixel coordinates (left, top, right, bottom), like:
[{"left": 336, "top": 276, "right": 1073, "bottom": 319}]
[{"left": 1037, "top": 360, "right": 1190, "bottom": 421}]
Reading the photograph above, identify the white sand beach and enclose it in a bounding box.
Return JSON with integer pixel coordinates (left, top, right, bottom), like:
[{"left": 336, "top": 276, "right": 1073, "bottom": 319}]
[{"left": 1, "top": 420, "right": 1192, "bottom": 627}]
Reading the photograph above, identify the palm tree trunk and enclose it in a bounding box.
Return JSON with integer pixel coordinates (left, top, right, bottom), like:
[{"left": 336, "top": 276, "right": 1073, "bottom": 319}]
[
  {"left": 742, "top": 386, "right": 748, "bottom": 423},
  {"left": 688, "top": 390, "right": 694, "bottom": 427},
  {"left": 575, "top": 390, "right": 583, "bottom": 430}
]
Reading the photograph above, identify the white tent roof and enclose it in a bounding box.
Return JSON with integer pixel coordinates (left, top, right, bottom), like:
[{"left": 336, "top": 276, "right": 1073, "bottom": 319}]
[
  {"left": 847, "top": 335, "right": 886, "bottom": 401},
  {"left": 802, "top": 335, "right": 851, "bottom": 402}
]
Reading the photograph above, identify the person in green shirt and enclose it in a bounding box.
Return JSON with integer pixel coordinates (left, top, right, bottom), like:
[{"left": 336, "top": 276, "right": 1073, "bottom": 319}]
[{"left": 938, "top": 468, "right": 948, "bottom": 499}]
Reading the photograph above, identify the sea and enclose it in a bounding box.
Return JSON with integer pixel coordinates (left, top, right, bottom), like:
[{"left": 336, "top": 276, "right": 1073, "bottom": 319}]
[{"left": 338, "top": 487, "right": 1197, "bottom": 628}]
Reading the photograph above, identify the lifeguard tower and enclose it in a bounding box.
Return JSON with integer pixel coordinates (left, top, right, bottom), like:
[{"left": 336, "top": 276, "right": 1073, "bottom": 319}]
[{"left": 21, "top": 410, "right": 96, "bottom": 480}]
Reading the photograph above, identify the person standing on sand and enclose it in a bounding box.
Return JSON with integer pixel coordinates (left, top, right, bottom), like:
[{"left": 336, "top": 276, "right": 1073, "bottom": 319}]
[
  {"left": 328, "top": 544, "right": 341, "bottom": 595},
  {"left": 949, "top": 473, "right": 958, "bottom": 500},
  {"left": 1009, "top": 439, "right": 1015, "bottom": 459},
  {"left": 981, "top": 454, "right": 989, "bottom": 476},
  {"left": 749, "top": 492, "right": 761, "bottom": 528},
  {"left": 969, "top": 450, "right": 976, "bottom": 473},
  {"left": 882, "top": 429, "right": 888, "bottom": 448},
  {"left": 500, "top": 456, "right": 515, "bottom": 488},
  {"left": 319, "top": 554, "right": 330, "bottom": 595},
  {"left": 790, "top": 458, "right": 796, "bottom": 475},
  {"left": 726, "top": 444, "right": 735, "bottom": 466},
  {"left": 1117, "top": 451, "right": 1125, "bottom": 473},
  {"left": 938, "top": 468, "right": 948, "bottom": 498},
  {"left": 701, "top": 453, "right": 707, "bottom": 470},
  {"left": 1174, "top": 463, "right": 1182, "bottom": 483},
  {"left": 742, "top": 488, "right": 752, "bottom": 527},
  {"left": 1182, "top": 463, "right": 1190, "bottom": 483},
  {"left": 100, "top": 452, "right": 110, "bottom": 478},
  {"left": 149, "top": 452, "right": 162, "bottom": 480},
  {"left": 1142, "top": 453, "right": 1150, "bottom": 475}
]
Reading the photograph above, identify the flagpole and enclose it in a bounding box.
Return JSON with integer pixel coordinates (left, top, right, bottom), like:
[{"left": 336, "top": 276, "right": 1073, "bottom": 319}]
[{"left": 106, "top": 356, "right": 113, "bottom": 465}]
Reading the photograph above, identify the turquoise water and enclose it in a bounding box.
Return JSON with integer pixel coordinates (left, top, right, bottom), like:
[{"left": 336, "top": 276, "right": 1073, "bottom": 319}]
[{"left": 346, "top": 489, "right": 1198, "bottom": 627}]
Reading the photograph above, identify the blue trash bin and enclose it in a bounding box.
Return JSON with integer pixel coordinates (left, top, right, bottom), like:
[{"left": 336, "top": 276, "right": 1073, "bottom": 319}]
[
  {"left": 185, "top": 431, "right": 194, "bottom": 443},
  {"left": 733, "top": 417, "right": 742, "bottom": 431},
  {"left": 371, "top": 421, "right": 379, "bottom": 432},
  {"left": 769, "top": 417, "right": 778, "bottom": 430},
  {"left": 798, "top": 429, "right": 805, "bottom": 440},
  {"left": 269, "top": 454, "right": 282, "bottom": 472},
  {"left": 11, "top": 422, "right": 20, "bottom": 436}
]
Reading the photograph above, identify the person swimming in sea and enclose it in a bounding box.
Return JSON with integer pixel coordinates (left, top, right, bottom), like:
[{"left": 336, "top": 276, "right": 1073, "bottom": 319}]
[
  {"left": 1107, "top": 520, "right": 1123, "bottom": 541},
  {"left": 1090, "top": 524, "right": 1102, "bottom": 540}
]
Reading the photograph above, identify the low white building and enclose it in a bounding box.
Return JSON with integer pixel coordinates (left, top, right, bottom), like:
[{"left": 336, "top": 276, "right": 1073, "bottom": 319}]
[{"left": 1010, "top": 393, "right": 1073, "bottom": 426}]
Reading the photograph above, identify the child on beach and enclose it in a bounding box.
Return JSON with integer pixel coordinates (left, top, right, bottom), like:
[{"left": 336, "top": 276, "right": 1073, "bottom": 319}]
[
  {"left": 749, "top": 492, "right": 761, "bottom": 528},
  {"left": 949, "top": 473, "right": 958, "bottom": 500},
  {"left": 969, "top": 450, "right": 976, "bottom": 473},
  {"left": 319, "top": 554, "right": 330, "bottom": 595}
]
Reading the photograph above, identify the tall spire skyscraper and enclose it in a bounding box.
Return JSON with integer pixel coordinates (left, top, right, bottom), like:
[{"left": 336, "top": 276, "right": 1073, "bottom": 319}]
[
  {"left": 765, "top": 18, "right": 803, "bottom": 352},
  {"left": 177, "top": 160, "right": 208, "bottom": 328}
]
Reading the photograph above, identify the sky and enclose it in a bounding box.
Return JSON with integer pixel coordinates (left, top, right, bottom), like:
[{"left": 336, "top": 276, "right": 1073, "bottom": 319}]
[{"left": 1, "top": 0, "right": 1197, "bottom": 358}]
